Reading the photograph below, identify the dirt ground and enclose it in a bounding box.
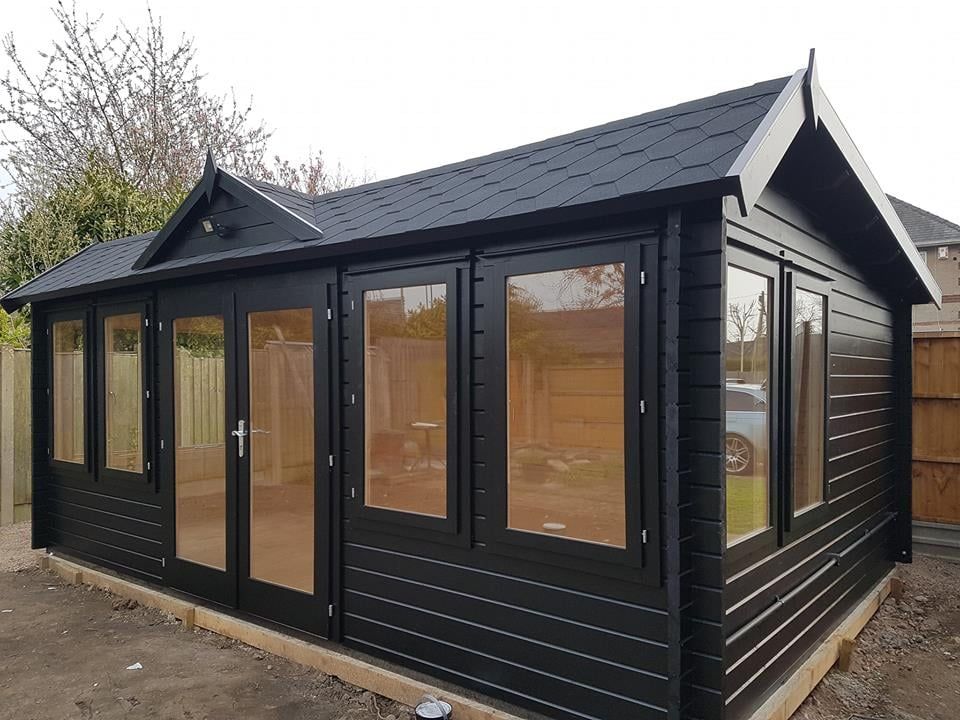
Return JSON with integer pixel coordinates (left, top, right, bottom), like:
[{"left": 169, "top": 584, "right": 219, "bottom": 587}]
[
  {"left": 0, "top": 524, "right": 412, "bottom": 720},
  {"left": 796, "top": 554, "right": 960, "bottom": 720},
  {"left": 3, "top": 522, "right": 960, "bottom": 720}
]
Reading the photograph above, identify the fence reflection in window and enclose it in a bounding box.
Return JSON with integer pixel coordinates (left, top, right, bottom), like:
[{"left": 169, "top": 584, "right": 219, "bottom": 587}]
[
  {"left": 364, "top": 284, "right": 447, "bottom": 518},
  {"left": 507, "top": 263, "right": 626, "bottom": 547},
  {"left": 53, "top": 319, "right": 85, "bottom": 464},
  {"left": 104, "top": 313, "right": 142, "bottom": 473}
]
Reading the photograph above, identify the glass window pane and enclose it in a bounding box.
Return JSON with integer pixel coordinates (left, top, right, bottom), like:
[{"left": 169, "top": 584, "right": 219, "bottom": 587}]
[
  {"left": 105, "top": 313, "right": 142, "bottom": 473},
  {"left": 174, "top": 316, "right": 226, "bottom": 570},
  {"left": 364, "top": 284, "right": 447, "bottom": 517},
  {"left": 507, "top": 263, "right": 625, "bottom": 547},
  {"left": 248, "top": 308, "right": 314, "bottom": 593},
  {"left": 792, "top": 289, "right": 826, "bottom": 514},
  {"left": 726, "top": 266, "right": 771, "bottom": 545},
  {"left": 52, "top": 319, "right": 85, "bottom": 464}
]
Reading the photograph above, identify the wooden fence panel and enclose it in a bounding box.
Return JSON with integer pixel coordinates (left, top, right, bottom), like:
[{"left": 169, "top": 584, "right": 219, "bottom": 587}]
[
  {"left": 0, "top": 347, "right": 31, "bottom": 525},
  {"left": 913, "top": 336, "right": 960, "bottom": 524}
]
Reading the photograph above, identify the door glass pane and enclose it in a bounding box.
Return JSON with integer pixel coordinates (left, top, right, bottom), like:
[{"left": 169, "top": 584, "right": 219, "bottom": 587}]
[
  {"left": 507, "top": 263, "right": 626, "bottom": 547},
  {"left": 364, "top": 284, "right": 447, "bottom": 517},
  {"left": 248, "top": 308, "right": 314, "bottom": 593},
  {"left": 174, "top": 316, "right": 226, "bottom": 570},
  {"left": 105, "top": 313, "right": 143, "bottom": 473},
  {"left": 792, "top": 289, "right": 826, "bottom": 514},
  {"left": 725, "top": 266, "right": 771, "bottom": 545},
  {"left": 52, "top": 319, "right": 85, "bottom": 464}
]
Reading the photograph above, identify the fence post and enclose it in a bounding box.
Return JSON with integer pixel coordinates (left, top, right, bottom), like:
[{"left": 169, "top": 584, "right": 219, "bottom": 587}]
[{"left": 0, "top": 347, "right": 14, "bottom": 526}]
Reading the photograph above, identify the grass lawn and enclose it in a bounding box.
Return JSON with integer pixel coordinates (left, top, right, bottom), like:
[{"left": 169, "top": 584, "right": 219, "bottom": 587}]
[{"left": 726, "top": 473, "right": 768, "bottom": 543}]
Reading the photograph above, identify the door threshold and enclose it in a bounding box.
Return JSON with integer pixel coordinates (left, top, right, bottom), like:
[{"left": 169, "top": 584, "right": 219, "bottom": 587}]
[{"left": 42, "top": 552, "right": 525, "bottom": 720}]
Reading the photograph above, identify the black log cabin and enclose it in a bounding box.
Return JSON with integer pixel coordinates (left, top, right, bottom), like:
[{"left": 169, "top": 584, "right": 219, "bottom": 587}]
[{"left": 1, "top": 55, "right": 940, "bottom": 720}]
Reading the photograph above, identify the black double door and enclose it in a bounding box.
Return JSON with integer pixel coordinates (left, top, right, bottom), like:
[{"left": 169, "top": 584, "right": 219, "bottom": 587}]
[{"left": 159, "top": 275, "right": 332, "bottom": 636}]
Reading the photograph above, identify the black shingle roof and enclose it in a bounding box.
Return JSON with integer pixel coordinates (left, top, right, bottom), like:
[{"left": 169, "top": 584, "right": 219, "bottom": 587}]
[
  {"left": 888, "top": 195, "right": 960, "bottom": 247},
  {"left": 3, "top": 76, "right": 792, "bottom": 307}
]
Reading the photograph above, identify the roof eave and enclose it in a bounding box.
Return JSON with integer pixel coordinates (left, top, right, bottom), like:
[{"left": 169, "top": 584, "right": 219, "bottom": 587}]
[
  {"left": 131, "top": 155, "right": 325, "bottom": 270},
  {"left": 727, "top": 55, "right": 941, "bottom": 307},
  {"left": 725, "top": 68, "right": 808, "bottom": 216},
  {"left": 814, "top": 90, "right": 941, "bottom": 307},
  {"left": 1, "top": 177, "right": 739, "bottom": 311}
]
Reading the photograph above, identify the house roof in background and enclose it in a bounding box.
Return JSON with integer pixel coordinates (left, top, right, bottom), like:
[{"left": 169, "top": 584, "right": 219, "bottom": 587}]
[{"left": 888, "top": 195, "right": 960, "bottom": 247}]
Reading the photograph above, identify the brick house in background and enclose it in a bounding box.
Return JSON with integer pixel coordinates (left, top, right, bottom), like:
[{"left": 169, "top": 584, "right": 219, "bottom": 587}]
[{"left": 890, "top": 195, "right": 960, "bottom": 332}]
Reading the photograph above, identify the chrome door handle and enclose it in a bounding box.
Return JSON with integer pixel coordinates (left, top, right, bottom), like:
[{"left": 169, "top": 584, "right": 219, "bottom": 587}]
[{"left": 231, "top": 419, "right": 248, "bottom": 458}]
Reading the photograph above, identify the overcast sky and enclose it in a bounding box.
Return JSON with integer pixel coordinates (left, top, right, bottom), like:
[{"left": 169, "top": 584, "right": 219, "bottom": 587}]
[{"left": 2, "top": 1, "right": 958, "bottom": 220}]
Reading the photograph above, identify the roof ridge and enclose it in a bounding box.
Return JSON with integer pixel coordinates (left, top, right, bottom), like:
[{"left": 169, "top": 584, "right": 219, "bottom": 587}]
[
  {"left": 245, "top": 176, "right": 317, "bottom": 204},
  {"left": 887, "top": 194, "right": 960, "bottom": 236},
  {"left": 301, "top": 75, "right": 792, "bottom": 207}
]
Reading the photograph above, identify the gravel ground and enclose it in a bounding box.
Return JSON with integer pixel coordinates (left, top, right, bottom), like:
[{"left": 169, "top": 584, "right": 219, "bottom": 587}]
[{"left": 0, "top": 522, "right": 40, "bottom": 572}]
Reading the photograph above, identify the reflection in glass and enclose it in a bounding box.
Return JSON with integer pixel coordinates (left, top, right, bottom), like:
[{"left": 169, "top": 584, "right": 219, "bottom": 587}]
[
  {"left": 792, "top": 290, "right": 826, "bottom": 513},
  {"left": 105, "top": 313, "right": 142, "bottom": 473},
  {"left": 174, "top": 316, "right": 226, "bottom": 570},
  {"left": 725, "top": 266, "right": 771, "bottom": 545},
  {"left": 53, "top": 319, "right": 85, "bottom": 464},
  {"left": 364, "top": 284, "right": 447, "bottom": 517},
  {"left": 507, "top": 263, "right": 626, "bottom": 547},
  {"left": 248, "top": 308, "right": 314, "bottom": 593}
]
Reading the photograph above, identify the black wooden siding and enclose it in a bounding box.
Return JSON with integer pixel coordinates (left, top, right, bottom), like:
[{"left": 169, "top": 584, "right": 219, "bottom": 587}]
[
  {"left": 720, "top": 189, "right": 899, "bottom": 720},
  {"left": 338, "top": 220, "right": 672, "bottom": 720},
  {"left": 32, "top": 296, "right": 165, "bottom": 583},
  {"left": 162, "top": 188, "right": 297, "bottom": 262},
  {"left": 24, "top": 185, "right": 911, "bottom": 720},
  {"left": 678, "top": 212, "right": 727, "bottom": 720}
]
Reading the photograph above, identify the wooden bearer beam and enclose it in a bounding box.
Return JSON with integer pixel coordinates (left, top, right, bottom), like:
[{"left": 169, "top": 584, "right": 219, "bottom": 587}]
[
  {"left": 44, "top": 556, "right": 525, "bottom": 720},
  {"left": 746, "top": 569, "right": 895, "bottom": 720},
  {"left": 47, "top": 556, "right": 194, "bottom": 621},
  {"left": 836, "top": 638, "right": 856, "bottom": 672}
]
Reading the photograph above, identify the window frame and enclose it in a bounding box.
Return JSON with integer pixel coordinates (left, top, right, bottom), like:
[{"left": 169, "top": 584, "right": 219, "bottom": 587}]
[
  {"left": 724, "top": 248, "right": 782, "bottom": 568},
  {"left": 47, "top": 308, "right": 93, "bottom": 478},
  {"left": 483, "top": 239, "right": 659, "bottom": 577},
  {"left": 344, "top": 262, "right": 463, "bottom": 538},
  {"left": 724, "top": 248, "right": 835, "bottom": 568},
  {"left": 782, "top": 271, "right": 832, "bottom": 542},
  {"left": 96, "top": 300, "right": 153, "bottom": 488}
]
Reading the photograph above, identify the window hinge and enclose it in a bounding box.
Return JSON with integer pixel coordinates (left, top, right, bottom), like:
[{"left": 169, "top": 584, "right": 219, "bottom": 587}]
[
  {"left": 351, "top": 393, "right": 356, "bottom": 405},
  {"left": 640, "top": 399, "right": 646, "bottom": 414},
  {"left": 158, "top": 321, "right": 163, "bottom": 332},
  {"left": 641, "top": 529, "right": 649, "bottom": 544},
  {"left": 144, "top": 317, "right": 150, "bottom": 328},
  {"left": 327, "top": 308, "right": 332, "bottom": 321},
  {"left": 160, "top": 439, "right": 165, "bottom": 451},
  {"left": 640, "top": 271, "right": 646, "bottom": 285},
  {"left": 350, "top": 487, "right": 356, "bottom": 499},
  {"left": 350, "top": 299, "right": 355, "bottom": 311},
  {"left": 47, "top": 447, "right": 51, "bottom": 457},
  {"left": 46, "top": 387, "right": 51, "bottom": 396},
  {"left": 328, "top": 454, "right": 334, "bottom": 468},
  {"left": 328, "top": 603, "right": 335, "bottom": 617},
  {"left": 46, "top": 328, "right": 50, "bottom": 336}
]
